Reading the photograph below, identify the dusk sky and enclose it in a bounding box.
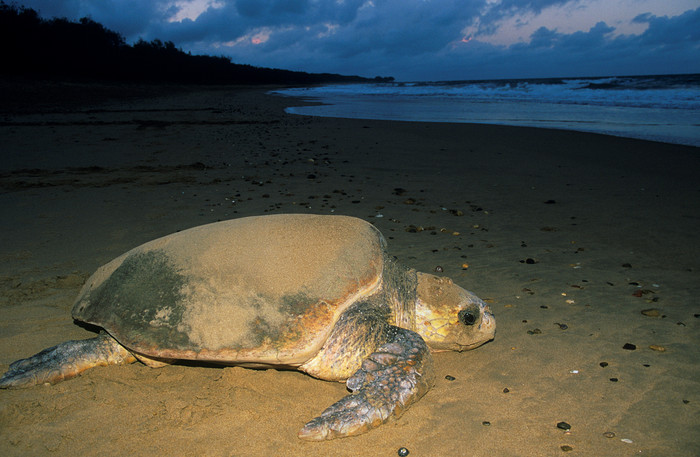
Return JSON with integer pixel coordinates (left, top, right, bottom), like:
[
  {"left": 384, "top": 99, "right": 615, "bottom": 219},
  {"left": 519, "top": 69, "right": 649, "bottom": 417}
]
[{"left": 16, "top": 0, "right": 700, "bottom": 81}]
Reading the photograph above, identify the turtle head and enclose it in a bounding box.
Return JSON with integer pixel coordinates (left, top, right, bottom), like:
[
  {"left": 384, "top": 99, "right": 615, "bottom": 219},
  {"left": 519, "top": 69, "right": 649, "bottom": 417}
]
[{"left": 414, "top": 273, "right": 495, "bottom": 352}]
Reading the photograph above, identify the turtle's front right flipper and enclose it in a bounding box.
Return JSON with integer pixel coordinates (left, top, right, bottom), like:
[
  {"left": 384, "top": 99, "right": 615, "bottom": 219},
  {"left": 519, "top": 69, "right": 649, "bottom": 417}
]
[
  {"left": 298, "top": 328, "right": 435, "bottom": 440},
  {"left": 0, "top": 333, "right": 136, "bottom": 389}
]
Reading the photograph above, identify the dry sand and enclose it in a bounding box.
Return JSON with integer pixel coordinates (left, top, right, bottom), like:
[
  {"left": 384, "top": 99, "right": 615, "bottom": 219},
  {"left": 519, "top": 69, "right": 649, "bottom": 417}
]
[{"left": 0, "top": 81, "right": 698, "bottom": 456}]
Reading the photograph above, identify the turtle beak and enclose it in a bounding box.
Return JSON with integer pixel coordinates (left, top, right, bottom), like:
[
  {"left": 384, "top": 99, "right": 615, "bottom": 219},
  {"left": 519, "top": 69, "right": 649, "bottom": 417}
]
[{"left": 480, "top": 308, "right": 495, "bottom": 333}]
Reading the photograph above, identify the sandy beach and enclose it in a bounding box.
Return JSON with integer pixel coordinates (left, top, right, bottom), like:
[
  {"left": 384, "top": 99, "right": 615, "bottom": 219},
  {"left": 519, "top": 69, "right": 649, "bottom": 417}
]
[{"left": 0, "top": 81, "right": 698, "bottom": 456}]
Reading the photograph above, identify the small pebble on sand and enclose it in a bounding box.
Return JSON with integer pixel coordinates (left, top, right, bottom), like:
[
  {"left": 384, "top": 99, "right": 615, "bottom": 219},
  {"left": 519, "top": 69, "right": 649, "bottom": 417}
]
[{"left": 641, "top": 308, "right": 661, "bottom": 317}]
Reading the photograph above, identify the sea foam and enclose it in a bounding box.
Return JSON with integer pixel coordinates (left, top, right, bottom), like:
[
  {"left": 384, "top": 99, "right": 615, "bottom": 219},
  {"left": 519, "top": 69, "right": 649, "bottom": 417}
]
[{"left": 273, "top": 74, "right": 700, "bottom": 146}]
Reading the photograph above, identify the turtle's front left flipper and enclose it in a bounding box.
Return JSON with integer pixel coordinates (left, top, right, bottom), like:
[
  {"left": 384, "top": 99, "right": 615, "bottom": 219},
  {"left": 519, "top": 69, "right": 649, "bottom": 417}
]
[
  {"left": 0, "top": 333, "right": 136, "bottom": 389},
  {"left": 298, "top": 328, "right": 435, "bottom": 440}
]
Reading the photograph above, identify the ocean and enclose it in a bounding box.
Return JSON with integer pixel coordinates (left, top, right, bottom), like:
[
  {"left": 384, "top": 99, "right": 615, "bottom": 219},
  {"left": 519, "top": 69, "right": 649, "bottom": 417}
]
[{"left": 272, "top": 74, "right": 700, "bottom": 147}]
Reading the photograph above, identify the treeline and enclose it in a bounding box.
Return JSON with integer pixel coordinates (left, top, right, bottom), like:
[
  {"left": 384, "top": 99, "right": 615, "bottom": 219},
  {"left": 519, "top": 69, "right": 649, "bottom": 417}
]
[{"left": 0, "top": 3, "right": 393, "bottom": 85}]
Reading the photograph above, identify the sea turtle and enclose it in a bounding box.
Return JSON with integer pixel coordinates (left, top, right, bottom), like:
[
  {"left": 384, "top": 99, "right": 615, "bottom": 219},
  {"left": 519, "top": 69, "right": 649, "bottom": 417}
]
[{"left": 0, "top": 214, "right": 495, "bottom": 440}]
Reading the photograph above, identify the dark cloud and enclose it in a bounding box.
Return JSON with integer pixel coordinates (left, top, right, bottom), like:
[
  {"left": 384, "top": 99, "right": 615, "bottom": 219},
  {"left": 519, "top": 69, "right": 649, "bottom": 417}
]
[
  {"left": 497, "top": 0, "right": 579, "bottom": 14},
  {"left": 149, "top": 0, "right": 369, "bottom": 48},
  {"left": 13, "top": 1, "right": 700, "bottom": 80},
  {"left": 438, "top": 8, "right": 700, "bottom": 79},
  {"left": 475, "top": 0, "right": 580, "bottom": 35},
  {"left": 236, "top": 0, "right": 309, "bottom": 18},
  {"left": 18, "top": 0, "right": 169, "bottom": 38},
  {"left": 321, "top": 0, "right": 481, "bottom": 56},
  {"left": 633, "top": 8, "right": 700, "bottom": 45}
]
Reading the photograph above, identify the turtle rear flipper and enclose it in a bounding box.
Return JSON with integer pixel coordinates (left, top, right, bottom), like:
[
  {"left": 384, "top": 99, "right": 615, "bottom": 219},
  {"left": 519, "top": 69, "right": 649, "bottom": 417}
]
[
  {"left": 0, "top": 333, "right": 135, "bottom": 389},
  {"left": 298, "top": 328, "right": 435, "bottom": 440}
]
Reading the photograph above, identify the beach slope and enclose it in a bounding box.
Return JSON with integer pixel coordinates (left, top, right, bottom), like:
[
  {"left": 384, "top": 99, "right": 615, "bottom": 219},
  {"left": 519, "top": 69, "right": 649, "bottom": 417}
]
[{"left": 0, "top": 82, "right": 698, "bottom": 456}]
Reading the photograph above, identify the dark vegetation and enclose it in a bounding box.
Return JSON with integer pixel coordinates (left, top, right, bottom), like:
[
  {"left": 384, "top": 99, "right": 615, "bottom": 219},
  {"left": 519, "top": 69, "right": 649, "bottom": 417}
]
[{"left": 0, "top": 2, "right": 393, "bottom": 85}]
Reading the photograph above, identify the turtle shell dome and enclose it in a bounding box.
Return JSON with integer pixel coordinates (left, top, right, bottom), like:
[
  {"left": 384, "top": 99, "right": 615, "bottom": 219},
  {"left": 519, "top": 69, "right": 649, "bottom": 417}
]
[{"left": 72, "top": 214, "right": 386, "bottom": 365}]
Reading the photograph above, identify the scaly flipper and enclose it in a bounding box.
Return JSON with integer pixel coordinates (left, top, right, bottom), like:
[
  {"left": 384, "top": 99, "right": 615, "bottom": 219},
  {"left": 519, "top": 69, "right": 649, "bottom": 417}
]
[
  {"left": 0, "top": 332, "right": 136, "bottom": 389},
  {"left": 298, "top": 328, "right": 435, "bottom": 440}
]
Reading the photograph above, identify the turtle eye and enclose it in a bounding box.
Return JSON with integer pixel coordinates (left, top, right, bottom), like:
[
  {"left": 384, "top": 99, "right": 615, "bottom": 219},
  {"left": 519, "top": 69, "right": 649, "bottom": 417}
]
[{"left": 459, "top": 309, "right": 476, "bottom": 326}]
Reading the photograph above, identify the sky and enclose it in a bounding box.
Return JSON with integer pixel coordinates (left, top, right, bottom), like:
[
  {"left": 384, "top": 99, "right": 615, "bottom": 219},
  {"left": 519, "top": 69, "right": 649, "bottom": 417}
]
[{"left": 15, "top": 0, "right": 700, "bottom": 81}]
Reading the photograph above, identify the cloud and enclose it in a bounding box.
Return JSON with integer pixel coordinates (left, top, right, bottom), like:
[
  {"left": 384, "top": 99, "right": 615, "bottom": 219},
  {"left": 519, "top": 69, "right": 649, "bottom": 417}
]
[
  {"left": 235, "top": 0, "right": 310, "bottom": 18},
  {"left": 528, "top": 26, "right": 559, "bottom": 48},
  {"left": 475, "top": 0, "right": 581, "bottom": 35},
  {"left": 440, "top": 7, "right": 700, "bottom": 79},
  {"left": 554, "top": 21, "right": 616, "bottom": 49},
  {"left": 14, "top": 1, "right": 700, "bottom": 80},
  {"left": 633, "top": 8, "right": 700, "bottom": 45}
]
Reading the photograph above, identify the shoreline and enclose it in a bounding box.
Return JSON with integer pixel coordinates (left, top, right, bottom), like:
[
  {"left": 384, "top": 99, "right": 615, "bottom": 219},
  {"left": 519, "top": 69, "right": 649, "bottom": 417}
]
[
  {"left": 0, "top": 83, "right": 698, "bottom": 457},
  {"left": 284, "top": 106, "right": 700, "bottom": 147},
  {"left": 272, "top": 77, "right": 700, "bottom": 148}
]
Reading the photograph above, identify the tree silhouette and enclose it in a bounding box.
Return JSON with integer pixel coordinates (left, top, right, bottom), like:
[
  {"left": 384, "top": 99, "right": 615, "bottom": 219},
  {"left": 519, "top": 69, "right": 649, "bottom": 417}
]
[{"left": 0, "top": 2, "right": 392, "bottom": 84}]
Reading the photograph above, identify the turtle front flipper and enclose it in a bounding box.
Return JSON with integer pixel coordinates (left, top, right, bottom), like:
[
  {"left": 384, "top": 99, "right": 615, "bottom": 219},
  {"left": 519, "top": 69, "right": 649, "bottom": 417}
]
[
  {"left": 0, "top": 332, "right": 136, "bottom": 389},
  {"left": 298, "top": 328, "right": 435, "bottom": 440}
]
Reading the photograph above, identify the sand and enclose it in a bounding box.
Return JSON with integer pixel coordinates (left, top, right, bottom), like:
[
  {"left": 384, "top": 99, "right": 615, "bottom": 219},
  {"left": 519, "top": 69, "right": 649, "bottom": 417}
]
[{"left": 0, "top": 81, "right": 698, "bottom": 456}]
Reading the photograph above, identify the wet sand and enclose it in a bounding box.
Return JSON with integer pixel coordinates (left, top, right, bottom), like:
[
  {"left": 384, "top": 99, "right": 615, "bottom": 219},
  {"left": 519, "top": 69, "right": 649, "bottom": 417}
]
[{"left": 0, "top": 82, "right": 698, "bottom": 456}]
